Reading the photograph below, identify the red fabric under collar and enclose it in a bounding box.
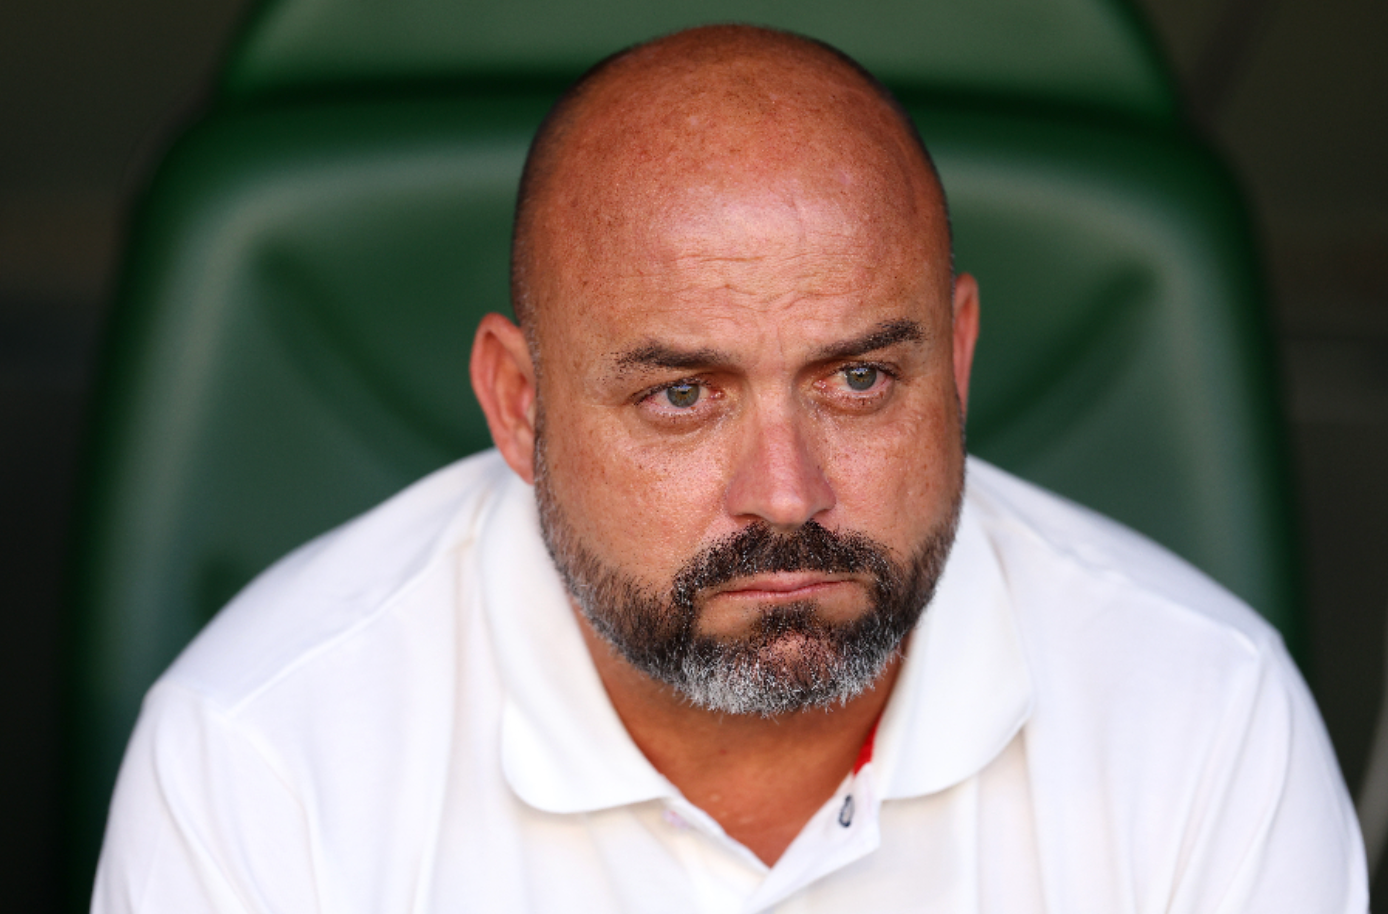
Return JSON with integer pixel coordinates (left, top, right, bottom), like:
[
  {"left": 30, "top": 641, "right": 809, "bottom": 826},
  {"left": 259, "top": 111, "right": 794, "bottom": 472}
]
[{"left": 853, "top": 719, "right": 880, "bottom": 775}]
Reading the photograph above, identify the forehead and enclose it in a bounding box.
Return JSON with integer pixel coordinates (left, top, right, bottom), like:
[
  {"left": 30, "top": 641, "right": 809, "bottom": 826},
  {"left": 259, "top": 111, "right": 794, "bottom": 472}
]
[
  {"left": 542, "top": 211, "right": 943, "bottom": 383},
  {"left": 523, "top": 40, "right": 950, "bottom": 356},
  {"left": 532, "top": 185, "right": 948, "bottom": 374},
  {"left": 615, "top": 186, "right": 923, "bottom": 289}
]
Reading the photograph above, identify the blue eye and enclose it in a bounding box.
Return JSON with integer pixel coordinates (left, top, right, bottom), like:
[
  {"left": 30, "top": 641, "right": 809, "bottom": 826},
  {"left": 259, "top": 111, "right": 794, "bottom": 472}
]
[
  {"left": 665, "top": 382, "right": 701, "bottom": 408},
  {"left": 843, "top": 366, "right": 878, "bottom": 391}
]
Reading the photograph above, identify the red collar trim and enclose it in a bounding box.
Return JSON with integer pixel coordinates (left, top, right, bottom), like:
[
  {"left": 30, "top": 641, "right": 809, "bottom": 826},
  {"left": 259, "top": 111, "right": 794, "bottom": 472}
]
[{"left": 853, "top": 718, "right": 880, "bottom": 775}]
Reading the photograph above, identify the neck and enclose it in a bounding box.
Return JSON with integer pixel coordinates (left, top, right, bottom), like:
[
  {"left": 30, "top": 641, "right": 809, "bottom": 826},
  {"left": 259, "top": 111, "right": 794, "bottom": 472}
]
[{"left": 576, "top": 612, "right": 901, "bottom": 866}]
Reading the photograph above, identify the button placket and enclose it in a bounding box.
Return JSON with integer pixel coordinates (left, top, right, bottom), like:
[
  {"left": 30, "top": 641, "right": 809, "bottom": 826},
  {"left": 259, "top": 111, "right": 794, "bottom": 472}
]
[
  {"left": 743, "top": 764, "right": 883, "bottom": 913},
  {"left": 658, "top": 798, "right": 766, "bottom": 913}
]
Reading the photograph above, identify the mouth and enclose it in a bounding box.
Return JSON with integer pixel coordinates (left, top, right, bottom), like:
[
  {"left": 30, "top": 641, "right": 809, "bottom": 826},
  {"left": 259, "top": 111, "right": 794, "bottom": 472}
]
[{"left": 707, "top": 572, "right": 862, "bottom": 602}]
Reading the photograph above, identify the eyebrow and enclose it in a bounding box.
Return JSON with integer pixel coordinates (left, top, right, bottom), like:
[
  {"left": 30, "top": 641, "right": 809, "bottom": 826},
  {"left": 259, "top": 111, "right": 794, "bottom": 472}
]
[
  {"left": 612, "top": 343, "right": 733, "bottom": 373},
  {"left": 814, "top": 319, "right": 925, "bottom": 361},
  {"left": 609, "top": 318, "right": 926, "bottom": 375}
]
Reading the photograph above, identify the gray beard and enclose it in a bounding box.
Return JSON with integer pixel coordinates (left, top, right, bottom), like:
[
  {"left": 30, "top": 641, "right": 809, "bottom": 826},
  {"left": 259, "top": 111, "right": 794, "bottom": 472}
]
[{"left": 532, "top": 424, "right": 963, "bottom": 717}]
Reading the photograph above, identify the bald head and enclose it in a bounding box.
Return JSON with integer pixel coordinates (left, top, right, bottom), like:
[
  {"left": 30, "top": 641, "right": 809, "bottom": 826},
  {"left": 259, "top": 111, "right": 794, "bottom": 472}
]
[{"left": 510, "top": 25, "right": 952, "bottom": 345}]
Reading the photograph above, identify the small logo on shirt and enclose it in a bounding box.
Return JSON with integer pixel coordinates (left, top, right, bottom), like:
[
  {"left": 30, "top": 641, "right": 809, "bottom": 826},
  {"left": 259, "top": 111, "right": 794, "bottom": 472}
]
[{"left": 838, "top": 795, "right": 855, "bottom": 828}]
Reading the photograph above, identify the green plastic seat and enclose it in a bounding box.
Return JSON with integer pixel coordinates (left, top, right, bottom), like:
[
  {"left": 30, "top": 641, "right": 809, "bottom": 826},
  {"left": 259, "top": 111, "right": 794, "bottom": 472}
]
[
  {"left": 222, "top": 0, "right": 1175, "bottom": 120},
  {"left": 68, "top": 0, "right": 1297, "bottom": 907}
]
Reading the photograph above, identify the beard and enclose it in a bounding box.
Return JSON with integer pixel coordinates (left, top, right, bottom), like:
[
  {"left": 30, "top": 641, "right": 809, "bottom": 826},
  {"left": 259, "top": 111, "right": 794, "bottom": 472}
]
[{"left": 533, "top": 421, "right": 964, "bottom": 717}]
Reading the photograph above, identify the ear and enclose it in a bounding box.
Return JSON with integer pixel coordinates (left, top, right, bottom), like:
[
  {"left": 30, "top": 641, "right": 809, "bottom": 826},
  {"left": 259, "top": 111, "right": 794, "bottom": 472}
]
[
  {"left": 470, "top": 313, "right": 539, "bottom": 484},
  {"left": 951, "top": 272, "right": 980, "bottom": 417}
]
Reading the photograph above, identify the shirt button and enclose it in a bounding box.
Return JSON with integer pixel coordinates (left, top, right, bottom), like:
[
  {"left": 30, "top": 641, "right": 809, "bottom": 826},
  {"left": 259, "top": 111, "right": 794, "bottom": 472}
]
[
  {"left": 663, "top": 808, "right": 689, "bottom": 830},
  {"left": 838, "top": 795, "right": 855, "bottom": 828}
]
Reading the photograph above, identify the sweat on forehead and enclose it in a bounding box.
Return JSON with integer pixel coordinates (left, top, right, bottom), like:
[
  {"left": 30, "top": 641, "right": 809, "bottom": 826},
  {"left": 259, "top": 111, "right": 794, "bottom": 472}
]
[{"left": 510, "top": 24, "right": 951, "bottom": 341}]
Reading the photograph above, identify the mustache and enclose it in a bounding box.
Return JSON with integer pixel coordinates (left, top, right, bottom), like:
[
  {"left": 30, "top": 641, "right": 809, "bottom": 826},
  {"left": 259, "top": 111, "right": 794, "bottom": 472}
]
[{"left": 670, "top": 520, "right": 897, "bottom": 607}]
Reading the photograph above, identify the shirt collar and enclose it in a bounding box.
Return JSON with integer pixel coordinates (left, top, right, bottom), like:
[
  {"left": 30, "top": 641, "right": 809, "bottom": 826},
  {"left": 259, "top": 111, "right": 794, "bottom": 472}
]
[
  {"left": 478, "top": 466, "right": 1034, "bottom": 814},
  {"left": 874, "top": 493, "right": 1035, "bottom": 800},
  {"left": 479, "top": 470, "right": 673, "bottom": 814}
]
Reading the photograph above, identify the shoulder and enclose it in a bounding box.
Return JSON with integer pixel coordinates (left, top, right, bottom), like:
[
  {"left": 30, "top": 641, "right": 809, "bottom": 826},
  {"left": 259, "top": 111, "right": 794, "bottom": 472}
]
[
  {"left": 161, "top": 449, "right": 517, "bottom": 712},
  {"left": 963, "top": 455, "right": 1281, "bottom": 659},
  {"left": 961, "top": 459, "right": 1364, "bottom": 907},
  {"left": 961, "top": 459, "right": 1339, "bottom": 843},
  {"left": 961, "top": 455, "right": 1300, "bottom": 763},
  {"left": 99, "top": 452, "right": 524, "bottom": 907}
]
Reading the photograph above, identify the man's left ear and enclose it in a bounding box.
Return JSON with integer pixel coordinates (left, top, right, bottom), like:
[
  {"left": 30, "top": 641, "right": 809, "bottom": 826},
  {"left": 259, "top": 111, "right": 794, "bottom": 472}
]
[
  {"left": 951, "top": 272, "right": 980, "bottom": 417},
  {"left": 470, "top": 313, "right": 539, "bottom": 484}
]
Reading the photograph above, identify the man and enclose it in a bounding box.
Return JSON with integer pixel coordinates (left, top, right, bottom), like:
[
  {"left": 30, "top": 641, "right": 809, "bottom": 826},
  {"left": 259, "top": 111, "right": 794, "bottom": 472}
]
[{"left": 94, "top": 25, "right": 1366, "bottom": 912}]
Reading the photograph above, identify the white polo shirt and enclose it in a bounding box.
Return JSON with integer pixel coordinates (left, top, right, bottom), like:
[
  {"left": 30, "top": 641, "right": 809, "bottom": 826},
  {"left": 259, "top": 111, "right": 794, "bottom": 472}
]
[{"left": 93, "top": 452, "right": 1367, "bottom": 913}]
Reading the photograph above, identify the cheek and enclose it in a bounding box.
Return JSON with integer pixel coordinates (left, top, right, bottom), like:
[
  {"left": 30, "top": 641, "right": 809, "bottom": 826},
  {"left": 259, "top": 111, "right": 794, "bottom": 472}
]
[
  {"left": 818, "top": 383, "right": 963, "bottom": 543},
  {"left": 542, "top": 401, "right": 731, "bottom": 574}
]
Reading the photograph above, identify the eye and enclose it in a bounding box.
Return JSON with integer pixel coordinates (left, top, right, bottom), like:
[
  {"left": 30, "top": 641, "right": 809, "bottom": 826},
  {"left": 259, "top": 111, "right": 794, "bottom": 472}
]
[
  {"left": 842, "top": 365, "right": 879, "bottom": 391},
  {"left": 664, "top": 381, "right": 701, "bottom": 408},
  {"left": 635, "top": 377, "right": 718, "bottom": 424},
  {"left": 820, "top": 362, "right": 897, "bottom": 410}
]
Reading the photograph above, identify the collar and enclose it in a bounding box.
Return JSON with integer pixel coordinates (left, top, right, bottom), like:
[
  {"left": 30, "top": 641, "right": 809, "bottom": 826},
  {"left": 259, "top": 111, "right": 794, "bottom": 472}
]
[
  {"left": 479, "top": 466, "right": 1034, "bottom": 814},
  {"left": 479, "top": 470, "right": 674, "bottom": 813},
  {"left": 872, "top": 493, "right": 1035, "bottom": 800}
]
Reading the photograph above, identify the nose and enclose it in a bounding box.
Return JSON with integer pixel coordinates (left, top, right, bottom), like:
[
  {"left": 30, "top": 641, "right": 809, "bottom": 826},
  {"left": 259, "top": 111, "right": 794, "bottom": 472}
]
[{"left": 724, "top": 401, "right": 836, "bottom": 530}]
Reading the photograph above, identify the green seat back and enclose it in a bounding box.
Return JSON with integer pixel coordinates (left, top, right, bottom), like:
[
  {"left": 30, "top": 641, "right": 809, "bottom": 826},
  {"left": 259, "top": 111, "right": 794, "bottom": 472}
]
[
  {"left": 224, "top": 0, "right": 1175, "bottom": 121},
  {"left": 69, "top": 0, "right": 1296, "bottom": 907}
]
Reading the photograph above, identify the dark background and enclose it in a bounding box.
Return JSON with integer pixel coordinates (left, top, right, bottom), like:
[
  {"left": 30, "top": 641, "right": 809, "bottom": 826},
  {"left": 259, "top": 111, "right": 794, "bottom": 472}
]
[{"left": 2, "top": 0, "right": 1385, "bottom": 909}]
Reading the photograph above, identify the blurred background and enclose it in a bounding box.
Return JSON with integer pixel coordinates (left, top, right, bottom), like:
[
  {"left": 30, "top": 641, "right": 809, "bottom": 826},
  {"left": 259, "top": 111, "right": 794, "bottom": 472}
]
[{"left": 1, "top": 0, "right": 1384, "bottom": 909}]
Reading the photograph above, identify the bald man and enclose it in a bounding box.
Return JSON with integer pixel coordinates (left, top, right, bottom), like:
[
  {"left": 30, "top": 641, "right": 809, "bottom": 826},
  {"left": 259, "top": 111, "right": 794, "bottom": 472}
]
[{"left": 94, "top": 26, "right": 1365, "bottom": 914}]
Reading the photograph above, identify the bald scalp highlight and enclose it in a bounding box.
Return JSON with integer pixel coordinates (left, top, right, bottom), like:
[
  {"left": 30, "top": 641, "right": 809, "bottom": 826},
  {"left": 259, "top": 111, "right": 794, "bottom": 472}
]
[{"left": 509, "top": 24, "right": 953, "bottom": 352}]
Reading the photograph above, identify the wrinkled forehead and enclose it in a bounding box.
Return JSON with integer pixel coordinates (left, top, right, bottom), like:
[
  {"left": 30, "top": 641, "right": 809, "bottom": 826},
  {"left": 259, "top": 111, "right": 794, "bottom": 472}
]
[{"left": 520, "top": 34, "right": 951, "bottom": 344}]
